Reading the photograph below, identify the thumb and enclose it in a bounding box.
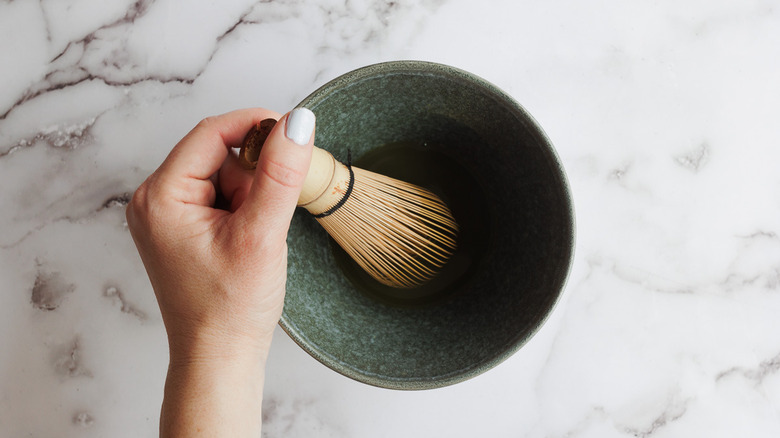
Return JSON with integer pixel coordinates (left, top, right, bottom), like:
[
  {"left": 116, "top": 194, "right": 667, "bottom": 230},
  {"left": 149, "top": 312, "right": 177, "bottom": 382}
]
[{"left": 236, "top": 108, "right": 315, "bottom": 240}]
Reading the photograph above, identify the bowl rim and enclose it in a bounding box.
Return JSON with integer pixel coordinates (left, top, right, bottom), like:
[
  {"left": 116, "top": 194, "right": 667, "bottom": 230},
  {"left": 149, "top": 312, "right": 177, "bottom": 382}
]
[{"left": 281, "top": 60, "right": 576, "bottom": 390}]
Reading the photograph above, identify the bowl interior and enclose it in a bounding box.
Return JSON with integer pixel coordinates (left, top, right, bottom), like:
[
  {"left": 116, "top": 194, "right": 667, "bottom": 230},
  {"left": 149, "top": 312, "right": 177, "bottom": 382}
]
[{"left": 282, "top": 61, "right": 574, "bottom": 390}]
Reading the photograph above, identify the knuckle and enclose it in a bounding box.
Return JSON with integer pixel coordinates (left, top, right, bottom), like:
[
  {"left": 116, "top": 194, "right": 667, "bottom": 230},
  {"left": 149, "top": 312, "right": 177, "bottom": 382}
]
[
  {"left": 127, "top": 184, "right": 147, "bottom": 218},
  {"left": 125, "top": 178, "right": 163, "bottom": 229},
  {"left": 259, "top": 157, "right": 306, "bottom": 189},
  {"left": 125, "top": 185, "right": 146, "bottom": 224},
  {"left": 196, "top": 116, "right": 218, "bottom": 130},
  {"left": 191, "top": 116, "right": 224, "bottom": 146}
]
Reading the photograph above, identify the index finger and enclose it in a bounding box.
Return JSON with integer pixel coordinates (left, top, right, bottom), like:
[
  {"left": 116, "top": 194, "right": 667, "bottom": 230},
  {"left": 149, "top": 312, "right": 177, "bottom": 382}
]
[{"left": 159, "top": 108, "right": 282, "bottom": 181}]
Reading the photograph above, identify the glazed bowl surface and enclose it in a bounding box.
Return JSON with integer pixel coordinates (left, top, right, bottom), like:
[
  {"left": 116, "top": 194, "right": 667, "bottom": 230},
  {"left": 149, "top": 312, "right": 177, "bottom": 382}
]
[{"left": 281, "top": 60, "right": 575, "bottom": 390}]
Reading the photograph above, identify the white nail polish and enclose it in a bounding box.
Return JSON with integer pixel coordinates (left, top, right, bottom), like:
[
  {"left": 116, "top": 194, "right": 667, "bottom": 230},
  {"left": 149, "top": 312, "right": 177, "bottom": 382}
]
[{"left": 286, "top": 108, "right": 315, "bottom": 146}]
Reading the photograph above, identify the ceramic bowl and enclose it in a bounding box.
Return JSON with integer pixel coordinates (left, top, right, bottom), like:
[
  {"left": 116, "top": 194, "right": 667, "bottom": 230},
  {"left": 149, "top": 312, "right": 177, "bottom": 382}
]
[{"left": 281, "top": 60, "right": 574, "bottom": 390}]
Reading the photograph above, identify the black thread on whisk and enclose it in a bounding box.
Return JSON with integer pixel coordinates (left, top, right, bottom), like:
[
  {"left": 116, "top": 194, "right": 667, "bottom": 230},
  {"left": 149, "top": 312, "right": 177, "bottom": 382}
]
[{"left": 312, "top": 150, "right": 354, "bottom": 218}]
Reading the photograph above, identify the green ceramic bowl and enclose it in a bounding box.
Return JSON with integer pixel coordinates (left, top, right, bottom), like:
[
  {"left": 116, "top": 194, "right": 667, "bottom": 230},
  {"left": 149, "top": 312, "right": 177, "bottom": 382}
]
[{"left": 281, "top": 61, "right": 574, "bottom": 390}]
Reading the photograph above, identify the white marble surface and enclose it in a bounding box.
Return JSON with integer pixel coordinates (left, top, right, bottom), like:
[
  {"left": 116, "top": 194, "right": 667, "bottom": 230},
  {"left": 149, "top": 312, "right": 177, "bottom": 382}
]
[{"left": 2, "top": 0, "right": 779, "bottom": 436}]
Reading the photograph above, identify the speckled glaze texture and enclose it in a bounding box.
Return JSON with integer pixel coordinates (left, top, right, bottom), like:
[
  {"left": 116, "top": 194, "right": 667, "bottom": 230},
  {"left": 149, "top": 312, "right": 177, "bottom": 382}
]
[{"left": 281, "top": 61, "right": 575, "bottom": 390}]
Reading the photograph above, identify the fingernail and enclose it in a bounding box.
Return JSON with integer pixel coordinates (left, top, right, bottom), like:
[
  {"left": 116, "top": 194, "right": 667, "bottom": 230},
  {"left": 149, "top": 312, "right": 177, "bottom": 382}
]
[{"left": 286, "top": 108, "right": 315, "bottom": 146}]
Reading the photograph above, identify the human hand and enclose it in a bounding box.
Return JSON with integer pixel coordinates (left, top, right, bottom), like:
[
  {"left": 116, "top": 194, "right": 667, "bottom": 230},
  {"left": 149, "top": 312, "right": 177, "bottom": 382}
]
[{"left": 126, "top": 107, "right": 315, "bottom": 437}]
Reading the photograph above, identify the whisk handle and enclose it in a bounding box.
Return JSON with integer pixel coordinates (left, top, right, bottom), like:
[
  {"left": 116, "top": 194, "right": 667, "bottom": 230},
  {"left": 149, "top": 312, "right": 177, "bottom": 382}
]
[
  {"left": 238, "top": 118, "right": 351, "bottom": 216},
  {"left": 297, "top": 146, "right": 352, "bottom": 215}
]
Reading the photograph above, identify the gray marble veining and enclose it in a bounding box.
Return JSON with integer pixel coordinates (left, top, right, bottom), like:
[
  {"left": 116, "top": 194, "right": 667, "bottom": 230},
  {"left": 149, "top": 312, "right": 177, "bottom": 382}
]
[{"left": 1, "top": 0, "right": 779, "bottom": 436}]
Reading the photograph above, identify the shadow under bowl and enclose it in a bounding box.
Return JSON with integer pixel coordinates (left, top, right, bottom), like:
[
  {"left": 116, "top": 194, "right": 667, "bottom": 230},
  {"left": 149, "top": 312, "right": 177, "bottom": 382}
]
[{"left": 281, "top": 61, "right": 575, "bottom": 390}]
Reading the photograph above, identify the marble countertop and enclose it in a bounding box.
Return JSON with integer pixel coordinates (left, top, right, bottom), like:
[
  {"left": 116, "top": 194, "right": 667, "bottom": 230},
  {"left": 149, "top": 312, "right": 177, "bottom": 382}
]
[{"left": 2, "top": 0, "right": 779, "bottom": 436}]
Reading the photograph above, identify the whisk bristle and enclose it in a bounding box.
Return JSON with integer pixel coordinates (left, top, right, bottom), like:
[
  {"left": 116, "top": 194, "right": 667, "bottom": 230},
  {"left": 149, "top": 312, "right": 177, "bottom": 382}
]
[
  {"left": 316, "top": 167, "right": 458, "bottom": 288},
  {"left": 238, "top": 119, "right": 459, "bottom": 289}
]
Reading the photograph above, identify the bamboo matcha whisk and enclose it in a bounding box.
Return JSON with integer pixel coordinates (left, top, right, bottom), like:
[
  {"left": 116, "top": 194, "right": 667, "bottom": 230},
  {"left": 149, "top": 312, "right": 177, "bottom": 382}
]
[{"left": 239, "top": 118, "right": 458, "bottom": 289}]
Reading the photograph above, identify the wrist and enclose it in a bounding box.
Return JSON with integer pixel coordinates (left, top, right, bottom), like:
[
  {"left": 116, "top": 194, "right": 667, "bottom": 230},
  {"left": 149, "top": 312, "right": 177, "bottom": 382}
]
[
  {"left": 166, "top": 322, "right": 276, "bottom": 371},
  {"left": 161, "top": 340, "right": 268, "bottom": 437}
]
